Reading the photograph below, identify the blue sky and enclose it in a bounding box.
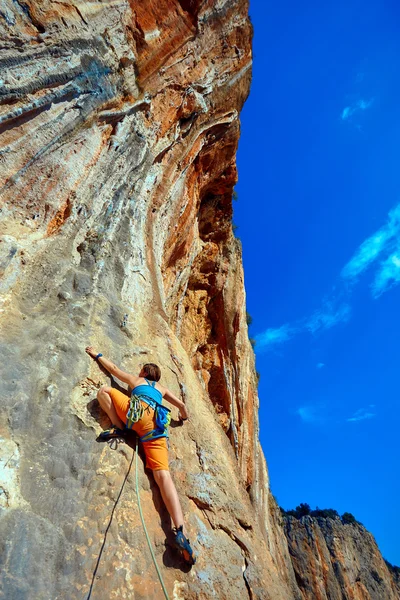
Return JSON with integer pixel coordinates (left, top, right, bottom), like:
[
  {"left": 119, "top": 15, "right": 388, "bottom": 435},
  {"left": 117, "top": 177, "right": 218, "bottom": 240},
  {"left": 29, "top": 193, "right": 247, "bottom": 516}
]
[{"left": 235, "top": 0, "right": 400, "bottom": 565}]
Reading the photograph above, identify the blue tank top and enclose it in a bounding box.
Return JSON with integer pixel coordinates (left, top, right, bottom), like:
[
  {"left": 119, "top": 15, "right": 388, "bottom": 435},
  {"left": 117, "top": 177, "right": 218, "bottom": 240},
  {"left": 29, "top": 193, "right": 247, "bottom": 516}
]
[{"left": 132, "top": 379, "right": 163, "bottom": 404}]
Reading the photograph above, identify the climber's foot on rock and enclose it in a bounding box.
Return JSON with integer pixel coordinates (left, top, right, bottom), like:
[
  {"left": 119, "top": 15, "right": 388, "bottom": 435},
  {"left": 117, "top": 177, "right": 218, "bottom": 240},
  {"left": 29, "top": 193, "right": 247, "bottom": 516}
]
[
  {"left": 174, "top": 526, "right": 196, "bottom": 565},
  {"left": 97, "top": 427, "right": 126, "bottom": 442}
]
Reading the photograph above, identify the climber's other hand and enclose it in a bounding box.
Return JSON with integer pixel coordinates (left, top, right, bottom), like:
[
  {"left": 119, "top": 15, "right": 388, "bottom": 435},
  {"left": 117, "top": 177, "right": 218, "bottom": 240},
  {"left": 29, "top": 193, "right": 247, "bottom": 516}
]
[
  {"left": 178, "top": 412, "right": 189, "bottom": 423},
  {"left": 85, "top": 346, "right": 98, "bottom": 359}
]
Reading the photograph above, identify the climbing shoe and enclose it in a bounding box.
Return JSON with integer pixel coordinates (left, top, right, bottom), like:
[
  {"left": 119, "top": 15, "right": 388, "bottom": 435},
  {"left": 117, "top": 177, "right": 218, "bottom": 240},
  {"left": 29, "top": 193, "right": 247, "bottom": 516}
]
[
  {"left": 97, "top": 427, "right": 126, "bottom": 442},
  {"left": 174, "top": 526, "right": 196, "bottom": 565}
]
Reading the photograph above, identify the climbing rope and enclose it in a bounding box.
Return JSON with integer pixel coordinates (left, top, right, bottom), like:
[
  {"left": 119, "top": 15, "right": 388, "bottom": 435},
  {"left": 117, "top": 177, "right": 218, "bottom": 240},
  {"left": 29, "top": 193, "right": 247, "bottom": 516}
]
[
  {"left": 134, "top": 435, "right": 171, "bottom": 600},
  {"left": 86, "top": 451, "right": 134, "bottom": 600},
  {"left": 89, "top": 428, "right": 170, "bottom": 599}
]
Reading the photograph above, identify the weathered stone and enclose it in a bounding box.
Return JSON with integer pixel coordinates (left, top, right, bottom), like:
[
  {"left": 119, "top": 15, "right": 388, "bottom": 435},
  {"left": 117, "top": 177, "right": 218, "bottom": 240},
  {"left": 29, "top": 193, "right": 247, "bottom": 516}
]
[
  {"left": 0, "top": 1, "right": 396, "bottom": 599},
  {"left": 0, "top": 1, "right": 300, "bottom": 599},
  {"left": 284, "top": 515, "right": 400, "bottom": 600}
]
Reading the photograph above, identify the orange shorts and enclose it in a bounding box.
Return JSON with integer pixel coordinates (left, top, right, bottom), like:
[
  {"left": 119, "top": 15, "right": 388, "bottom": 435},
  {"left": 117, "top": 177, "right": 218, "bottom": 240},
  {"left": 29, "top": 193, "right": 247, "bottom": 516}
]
[{"left": 108, "top": 387, "right": 169, "bottom": 471}]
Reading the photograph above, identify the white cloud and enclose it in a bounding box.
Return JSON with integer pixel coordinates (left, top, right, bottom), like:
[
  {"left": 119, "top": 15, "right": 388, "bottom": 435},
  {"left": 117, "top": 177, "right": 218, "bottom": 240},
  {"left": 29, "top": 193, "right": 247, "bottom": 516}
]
[
  {"left": 296, "top": 406, "right": 323, "bottom": 424},
  {"left": 342, "top": 203, "right": 400, "bottom": 281},
  {"left": 255, "top": 324, "right": 293, "bottom": 350},
  {"left": 254, "top": 302, "right": 351, "bottom": 353},
  {"left": 341, "top": 98, "right": 374, "bottom": 121},
  {"left": 341, "top": 106, "right": 351, "bottom": 120},
  {"left": 254, "top": 203, "right": 400, "bottom": 354},
  {"left": 347, "top": 407, "right": 376, "bottom": 422},
  {"left": 317, "top": 362, "right": 325, "bottom": 369},
  {"left": 372, "top": 252, "right": 400, "bottom": 297},
  {"left": 342, "top": 232, "right": 389, "bottom": 279},
  {"left": 297, "top": 405, "right": 376, "bottom": 425},
  {"left": 306, "top": 303, "right": 351, "bottom": 334}
]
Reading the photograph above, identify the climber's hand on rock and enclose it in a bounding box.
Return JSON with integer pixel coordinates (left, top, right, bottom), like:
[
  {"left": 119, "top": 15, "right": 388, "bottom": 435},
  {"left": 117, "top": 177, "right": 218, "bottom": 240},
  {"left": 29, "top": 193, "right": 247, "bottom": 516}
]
[{"left": 85, "top": 346, "right": 98, "bottom": 359}]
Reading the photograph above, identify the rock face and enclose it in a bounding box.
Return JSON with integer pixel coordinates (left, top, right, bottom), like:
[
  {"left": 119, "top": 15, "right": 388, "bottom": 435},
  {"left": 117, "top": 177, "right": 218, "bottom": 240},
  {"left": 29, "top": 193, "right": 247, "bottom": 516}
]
[
  {"left": 0, "top": 2, "right": 396, "bottom": 600},
  {"left": 0, "top": 2, "right": 300, "bottom": 599},
  {"left": 284, "top": 515, "right": 400, "bottom": 600}
]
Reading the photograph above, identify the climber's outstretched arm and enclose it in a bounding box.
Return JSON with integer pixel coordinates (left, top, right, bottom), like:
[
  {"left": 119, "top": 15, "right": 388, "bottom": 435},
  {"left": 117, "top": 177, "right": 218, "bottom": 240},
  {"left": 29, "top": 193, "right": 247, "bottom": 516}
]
[
  {"left": 85, "top": 346, "right": 136, "bottom": 386},
  {"left": 163, "top": 388, "right": 189, "bottom": 420}
]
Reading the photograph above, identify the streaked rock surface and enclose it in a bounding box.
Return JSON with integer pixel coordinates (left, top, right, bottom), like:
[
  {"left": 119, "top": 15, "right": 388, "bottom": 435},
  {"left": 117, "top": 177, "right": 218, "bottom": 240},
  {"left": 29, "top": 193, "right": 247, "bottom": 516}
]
[
  {"left": 0, "top": 2, "right": 396, "bottom": 599},
  {"left": 0, "top": 2, "right": 300, "bottom": 599},
  {"left": 284, "top": 514, "right": 400, "bottom": 600}
]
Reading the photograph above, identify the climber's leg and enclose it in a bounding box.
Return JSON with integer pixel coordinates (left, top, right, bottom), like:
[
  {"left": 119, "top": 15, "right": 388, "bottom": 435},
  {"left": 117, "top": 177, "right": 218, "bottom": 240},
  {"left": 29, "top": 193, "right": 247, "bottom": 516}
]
[
  {"left": 97, "top": 385, "right": 125, "bottom": 429},
  {"left": 153, "top": 470, "right": 196, "bottom": 564},
  {"left": 153, "top": 469, "right": 184, "bottom": 529}
]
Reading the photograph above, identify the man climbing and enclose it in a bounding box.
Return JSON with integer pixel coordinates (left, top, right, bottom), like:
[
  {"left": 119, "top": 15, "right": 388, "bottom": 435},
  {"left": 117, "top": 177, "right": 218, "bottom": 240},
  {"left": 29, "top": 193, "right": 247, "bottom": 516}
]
[{"left": 85, "top": 346, "right": 195, "bottom": 565}]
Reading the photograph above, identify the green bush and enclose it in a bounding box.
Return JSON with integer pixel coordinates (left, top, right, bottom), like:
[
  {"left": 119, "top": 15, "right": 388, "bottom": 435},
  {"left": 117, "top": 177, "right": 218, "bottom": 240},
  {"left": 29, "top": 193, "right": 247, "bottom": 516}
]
[
  {"left": 280, "top": 504, "right": 362, "bottom": 524},
  {"left": 311, "top": 507, "right": 339, "bottom": 519},
  {"left": 385, "top": 560, "right": 400, "bottom": 576},
  {"left": 283, "top": 503, "right": 312, "bottom": 519},
  {"left": 341, "top": 512, "right": 358, "bottom": 525}
]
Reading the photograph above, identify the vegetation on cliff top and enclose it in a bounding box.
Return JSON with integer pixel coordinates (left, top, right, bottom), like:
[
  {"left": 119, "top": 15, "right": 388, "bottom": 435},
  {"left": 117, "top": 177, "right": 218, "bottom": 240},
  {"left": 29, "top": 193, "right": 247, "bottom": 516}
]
[
  {"left": 280, "top": 502, "right": 363, "bottom": 526},
  {"left": 385, "top": 559, "right": 400, "bottom": 576}
]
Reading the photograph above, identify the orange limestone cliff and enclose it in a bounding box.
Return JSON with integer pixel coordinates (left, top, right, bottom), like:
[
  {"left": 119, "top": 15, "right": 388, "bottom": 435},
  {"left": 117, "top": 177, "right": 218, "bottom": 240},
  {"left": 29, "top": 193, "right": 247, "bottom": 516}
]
[
  {"left": 0, "top": 1, "right": 300, "bottom": 599},
  {"left": 283, "top": 513, "right": 400, "bottom": 600},
  {"left": 0, "top": 2, "right": 396, "bottom": 600}
]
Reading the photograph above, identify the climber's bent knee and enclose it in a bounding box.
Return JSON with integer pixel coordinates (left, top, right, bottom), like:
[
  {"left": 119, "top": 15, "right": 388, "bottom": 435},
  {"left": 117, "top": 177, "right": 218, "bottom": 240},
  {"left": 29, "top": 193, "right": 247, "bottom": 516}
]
[
  {"left": 107, "top": 387, "right": 130, "bottom": 423},
  {"left": 97, "top": 385, "right": 111, "bottom": 399},
  {"left": 153, "top": 469, "right": 170, "bottom": 483}
]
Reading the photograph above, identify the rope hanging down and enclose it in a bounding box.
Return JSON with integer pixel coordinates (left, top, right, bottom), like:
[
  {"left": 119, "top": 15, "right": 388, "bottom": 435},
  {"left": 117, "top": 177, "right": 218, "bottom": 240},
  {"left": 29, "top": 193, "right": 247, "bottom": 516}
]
[
  {"left": 135, "top": 435, "right": 171, "bottom": 600},
  {"left": 86, "top": 451, "right": 134, "bottom": 600},
  {"left": 87, "top": 436, "right": 170, "bottom": 600}
]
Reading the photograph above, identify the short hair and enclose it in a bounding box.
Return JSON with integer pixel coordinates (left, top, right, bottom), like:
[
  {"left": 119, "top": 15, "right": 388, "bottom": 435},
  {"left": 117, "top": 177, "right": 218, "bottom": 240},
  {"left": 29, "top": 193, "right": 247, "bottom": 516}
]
[{"left": 142, "top": 363, "right": 161, "bottom": 381}]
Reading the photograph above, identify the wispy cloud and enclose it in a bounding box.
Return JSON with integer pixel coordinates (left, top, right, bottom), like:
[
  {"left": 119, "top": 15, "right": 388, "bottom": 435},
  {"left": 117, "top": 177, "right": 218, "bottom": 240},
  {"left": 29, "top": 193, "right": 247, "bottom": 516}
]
[
  {"left": 296, "top": 405, "right": 325, "bottom": 424},
  {"left": 372, "top": 253, "right": 400, "bottom": 297},
  {"left": 255, "top": 302, "right": 350, "bottom": 350},
  {"left": 255, "top": 324, "right": 294, "bottom": 350},
  {"left": 317, "top": 362, "right": 325, "bottom": 369},
  {"left": 255, "top": 202, "right": 400, "bottom": 354},
  {"left": 347, "top": 406, "right": 376, "bottom": 422},
  {"left": 296, "top": 404, "right": 376, "bottom": 425},
  {"left": 306, "top": 303, "right": 351, "bottom": 334},
  {"left": 342, "top": 204, "right": 400, "bottom": 281},
  {"left": 341, "top": 98, "right": 374, "bottom": 121}
]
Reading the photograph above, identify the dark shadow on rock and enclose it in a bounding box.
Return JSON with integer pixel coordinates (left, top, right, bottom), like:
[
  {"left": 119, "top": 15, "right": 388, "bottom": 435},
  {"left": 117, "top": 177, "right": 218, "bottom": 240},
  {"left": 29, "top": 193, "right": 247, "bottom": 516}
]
[
  {"left": 86, "top": 377, "right": 129, "bottom": 433},
  {"left": 162, "top": 534, "right": 194, "bottom": 573},
  {"left": 143, "top": 467, "right": 194, "bottom": 572},
  {"left": 86, "top": 398, "right": 111, "bottom": 430},
  {"left": 110, "top": 378, "right": 129, "bottom": 395},
  {"left": 119, "top": 429, "right": 141, "bottom": 452},
  {"left": 169, "top": 418, "right": 185, "bottom": 429}
]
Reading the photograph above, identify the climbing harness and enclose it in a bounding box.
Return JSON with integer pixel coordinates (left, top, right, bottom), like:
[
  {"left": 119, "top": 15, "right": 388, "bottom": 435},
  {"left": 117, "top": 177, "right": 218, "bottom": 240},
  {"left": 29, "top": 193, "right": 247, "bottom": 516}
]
[
  {"left": 138, "top": 397, "right": 171, "bottom": 442},
  {"left": 126, "top": 394, "right": 144, "bottom": 428},
  {"left": 134, "top": 435, "right": 171, "bottom": 600},
  {"left": 125, "top": 379, "right": 171, "bottom": 442}
]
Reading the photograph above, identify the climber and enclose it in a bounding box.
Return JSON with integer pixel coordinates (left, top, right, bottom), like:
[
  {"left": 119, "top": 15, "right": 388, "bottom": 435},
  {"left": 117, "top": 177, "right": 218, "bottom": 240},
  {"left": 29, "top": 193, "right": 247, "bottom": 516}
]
[{"left": 85, "top": 346, "right": 195, "bottom": 565}]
